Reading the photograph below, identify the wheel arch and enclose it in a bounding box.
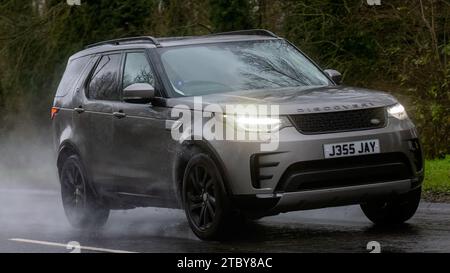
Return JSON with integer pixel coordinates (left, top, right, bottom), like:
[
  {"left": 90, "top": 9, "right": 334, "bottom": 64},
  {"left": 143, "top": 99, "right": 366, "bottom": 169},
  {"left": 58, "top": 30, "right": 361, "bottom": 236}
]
[
  {"left": 57, "top": 141, "right": 103, "bottom": 201},
  {"left": 57, "top": 140, "right": 82, "bottom": 176},
  {"left": 173, "top": 140, "right": 233, "bottom": 206}
]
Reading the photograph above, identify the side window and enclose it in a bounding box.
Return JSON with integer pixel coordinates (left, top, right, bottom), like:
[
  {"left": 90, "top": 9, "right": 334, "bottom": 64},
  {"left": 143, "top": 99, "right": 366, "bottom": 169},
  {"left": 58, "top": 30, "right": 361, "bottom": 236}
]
[
  {"left": 88, "top": 54, "right": 121, "bottom": 100},
  {"left": 122, "top": 52, "right": 155, "bottom": 89},
  {"left": 56, "top": 56, "right": 90, "bottom": 97}
]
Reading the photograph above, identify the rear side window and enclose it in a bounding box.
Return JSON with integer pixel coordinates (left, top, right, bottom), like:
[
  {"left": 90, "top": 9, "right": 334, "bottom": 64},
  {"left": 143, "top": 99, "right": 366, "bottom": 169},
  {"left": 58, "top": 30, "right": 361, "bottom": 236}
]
[
  {"left": 55, "top": 56, "right": 89, "bottom": 97},
  {"left": 122, "top": 52, "right": 155, "bottom": 89},
  {"left": 87, "top": 54, "right": 121, "bottom": 101}
]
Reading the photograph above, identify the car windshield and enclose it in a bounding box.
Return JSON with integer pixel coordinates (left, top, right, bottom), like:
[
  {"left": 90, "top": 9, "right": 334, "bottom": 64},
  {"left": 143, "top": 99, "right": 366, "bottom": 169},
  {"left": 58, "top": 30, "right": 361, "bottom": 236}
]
[{"left": 159, "top": 39, "right": 331, "bottom": 97}]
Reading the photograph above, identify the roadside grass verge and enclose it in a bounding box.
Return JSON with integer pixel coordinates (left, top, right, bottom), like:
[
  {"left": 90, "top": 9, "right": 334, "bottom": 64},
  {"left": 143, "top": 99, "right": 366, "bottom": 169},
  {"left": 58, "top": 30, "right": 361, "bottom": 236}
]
[{"left": 422, "top": 156, "right": 450, "bottom": 202}]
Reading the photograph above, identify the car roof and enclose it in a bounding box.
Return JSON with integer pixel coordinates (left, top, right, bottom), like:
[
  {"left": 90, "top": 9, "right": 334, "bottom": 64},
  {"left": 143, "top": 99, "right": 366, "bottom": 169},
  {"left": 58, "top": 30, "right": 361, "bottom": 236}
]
[
  {"left": 69, "top": 29, "right": 281, "bottom": 61},
  {"left": 157, "top": 34, "right": 279, "bottom": 47}
]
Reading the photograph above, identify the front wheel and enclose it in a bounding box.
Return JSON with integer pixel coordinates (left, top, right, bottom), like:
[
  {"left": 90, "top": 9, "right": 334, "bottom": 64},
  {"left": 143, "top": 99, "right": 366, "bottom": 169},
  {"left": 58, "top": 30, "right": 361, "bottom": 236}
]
[
  {"left": 361, "top": 187, "right": 421, "bottom": 225},
  {"left": 182, "top": 153, "right": 233, "bottom": 240},
  {"left": 60, "top": 155, "right": 110, "bottom": 229}
]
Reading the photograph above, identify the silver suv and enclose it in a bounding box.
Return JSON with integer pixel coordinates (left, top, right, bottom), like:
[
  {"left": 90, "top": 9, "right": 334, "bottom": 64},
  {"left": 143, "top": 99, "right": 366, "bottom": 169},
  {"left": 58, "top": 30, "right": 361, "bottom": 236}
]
[{"left": 52, "top": 30, "right": 423, "bottom": 240}]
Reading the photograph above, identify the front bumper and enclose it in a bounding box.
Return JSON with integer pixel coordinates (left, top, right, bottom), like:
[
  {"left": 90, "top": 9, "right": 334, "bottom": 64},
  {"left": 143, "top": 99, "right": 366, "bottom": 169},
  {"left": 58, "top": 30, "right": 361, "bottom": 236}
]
[
  {"left": 209, "top": 117, "right": 424, "bottom": 214},
  {"left": 232, "top": 178, "right": 421, "bottom": 217},
  {"left": 269, "top": 179, "right": 418, "bottom": 214}
]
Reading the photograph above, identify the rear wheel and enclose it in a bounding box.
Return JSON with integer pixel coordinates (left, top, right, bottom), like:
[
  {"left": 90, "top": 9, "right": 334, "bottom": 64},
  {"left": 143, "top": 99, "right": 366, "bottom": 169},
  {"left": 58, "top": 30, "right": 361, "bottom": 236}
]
[
  {"left": 60, "top": 155, "right": 109, "bottom": 229},
  {"left": 182, "top": 153, "right": 233, "bottom": 240},
  {"left": 361, "top": 187, "right": 421, "bottom": 225}
]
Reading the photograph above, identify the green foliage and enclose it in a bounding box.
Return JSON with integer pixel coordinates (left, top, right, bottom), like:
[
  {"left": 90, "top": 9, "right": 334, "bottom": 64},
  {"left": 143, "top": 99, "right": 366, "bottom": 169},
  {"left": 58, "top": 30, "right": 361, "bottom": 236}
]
[
  {"left": 161, "top": 0, "right": 211, "bottom": 35},
  {"left": 0, "top": 0, "right": 448, "bottom": 158},
  {"left": 209, "top": 0, "right": 254, "bottom": 31},
  {"left": 423, "top": 155, "right": 450, "bottom": 194}
]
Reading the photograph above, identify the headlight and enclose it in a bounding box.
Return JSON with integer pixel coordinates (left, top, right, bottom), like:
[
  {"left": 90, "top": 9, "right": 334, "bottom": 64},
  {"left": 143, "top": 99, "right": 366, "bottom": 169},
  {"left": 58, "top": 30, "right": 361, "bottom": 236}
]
[
  {"left": 387, "top": 103, "right": 408, "bottom": 120},
  {"left": 224, "top": 115, "right": 292, "bottom": 132}
]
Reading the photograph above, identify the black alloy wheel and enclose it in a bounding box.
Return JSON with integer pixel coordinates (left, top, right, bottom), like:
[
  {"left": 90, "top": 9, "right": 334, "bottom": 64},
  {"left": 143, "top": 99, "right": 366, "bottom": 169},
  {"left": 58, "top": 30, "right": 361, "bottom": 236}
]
[
  {"left": 60, "top": 155, "right": 109, "bottom": 229},
  {"left": 182, "top": 153, "right": 232, "bottom": 240}
]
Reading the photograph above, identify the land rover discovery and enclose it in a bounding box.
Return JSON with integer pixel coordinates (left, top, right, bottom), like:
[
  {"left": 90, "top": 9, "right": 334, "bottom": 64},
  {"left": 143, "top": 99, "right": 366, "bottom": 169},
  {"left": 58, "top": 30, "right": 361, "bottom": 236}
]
[{"left": 52, "top": 30, "right": 424, "bottom": 240}]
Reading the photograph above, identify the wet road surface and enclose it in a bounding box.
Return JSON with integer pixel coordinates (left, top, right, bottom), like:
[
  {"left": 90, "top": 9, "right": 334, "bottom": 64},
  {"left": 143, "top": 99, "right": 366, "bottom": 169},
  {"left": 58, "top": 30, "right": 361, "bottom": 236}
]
[{"left": 0, "top": 188, "right": 449, "bottom": 253}]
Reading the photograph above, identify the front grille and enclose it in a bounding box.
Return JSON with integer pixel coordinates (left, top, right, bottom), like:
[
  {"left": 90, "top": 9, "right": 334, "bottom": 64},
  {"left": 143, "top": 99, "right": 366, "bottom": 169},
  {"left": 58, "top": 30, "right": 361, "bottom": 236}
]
[
  {"left": 275, "top": 153, "right": 413, "bottom": 193},
  {"left": 289, "top": 107, "right": 386, "bottom": 134}
]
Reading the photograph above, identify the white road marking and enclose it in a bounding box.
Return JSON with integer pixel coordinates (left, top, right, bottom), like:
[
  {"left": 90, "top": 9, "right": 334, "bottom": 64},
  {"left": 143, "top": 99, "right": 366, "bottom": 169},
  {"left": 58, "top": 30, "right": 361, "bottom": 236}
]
[{"left": 9, "top": 238, "right": 137, "bottom": 253}]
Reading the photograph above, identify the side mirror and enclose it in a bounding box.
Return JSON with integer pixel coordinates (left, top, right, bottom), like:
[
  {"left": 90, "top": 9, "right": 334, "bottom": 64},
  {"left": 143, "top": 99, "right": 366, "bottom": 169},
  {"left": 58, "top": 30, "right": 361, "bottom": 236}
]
[
  {"left": 123, "top": 83, "right": 155, "bottom": 103},
  {"left": 324, "top": 69, "right": 342, "bottom": 85}
]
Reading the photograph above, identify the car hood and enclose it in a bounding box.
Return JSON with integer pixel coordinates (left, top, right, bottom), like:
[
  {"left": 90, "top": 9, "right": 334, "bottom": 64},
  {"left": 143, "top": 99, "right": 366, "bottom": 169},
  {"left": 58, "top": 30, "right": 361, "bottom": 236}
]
[{"left": 165, "top": 85, "right": 398, "bottom": 115}]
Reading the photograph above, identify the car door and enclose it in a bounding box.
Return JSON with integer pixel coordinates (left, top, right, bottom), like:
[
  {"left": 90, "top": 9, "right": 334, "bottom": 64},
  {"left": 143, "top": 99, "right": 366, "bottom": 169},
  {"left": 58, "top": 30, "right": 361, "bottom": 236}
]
[
  {"left": 76, "top": 53, "right": 122, "bottom": 192},
  {"left": 112, "top": 50, "right": 174, "bottom": 198}
]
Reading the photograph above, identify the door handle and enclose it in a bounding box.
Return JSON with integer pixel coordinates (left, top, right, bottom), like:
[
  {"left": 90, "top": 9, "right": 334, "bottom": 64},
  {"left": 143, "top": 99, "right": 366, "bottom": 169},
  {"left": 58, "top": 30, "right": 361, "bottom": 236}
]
[
  {"left": 74, "top": 107, "right": 85, "bottom": 114},
  {"left": 113, "top": 111, "right": 126, "bottom": 119}
]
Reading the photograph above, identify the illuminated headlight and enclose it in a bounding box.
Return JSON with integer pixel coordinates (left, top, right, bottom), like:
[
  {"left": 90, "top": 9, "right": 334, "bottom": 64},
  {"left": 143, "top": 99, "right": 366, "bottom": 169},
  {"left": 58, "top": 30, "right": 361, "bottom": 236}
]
[
  {"left": 387, "top": 103, "right": 408, "bottom": 120},
  {"left": 225, "top": 115, "right": 291, "bottom": 132}
]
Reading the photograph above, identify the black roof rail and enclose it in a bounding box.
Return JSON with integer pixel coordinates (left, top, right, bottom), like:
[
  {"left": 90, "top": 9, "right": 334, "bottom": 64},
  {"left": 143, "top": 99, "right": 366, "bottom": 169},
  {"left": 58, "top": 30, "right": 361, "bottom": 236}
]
[
  {"left": 85, "top": 36, "right": 161, "bottom": 49},
  {"left": 208, "top": 29, "right": 278, "bottom": 38}
]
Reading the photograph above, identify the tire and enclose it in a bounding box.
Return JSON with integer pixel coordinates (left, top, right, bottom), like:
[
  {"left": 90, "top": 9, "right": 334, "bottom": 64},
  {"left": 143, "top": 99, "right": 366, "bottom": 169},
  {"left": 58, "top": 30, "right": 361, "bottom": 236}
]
[
  {"left": 59, "top": 155, "right": 110, "bottom": 229},
  {"left": 182, "top": 152, "right": 233, "bottom": 240},
  {"left": 361, "top": 187, "right": 421, "bottom": 225}
]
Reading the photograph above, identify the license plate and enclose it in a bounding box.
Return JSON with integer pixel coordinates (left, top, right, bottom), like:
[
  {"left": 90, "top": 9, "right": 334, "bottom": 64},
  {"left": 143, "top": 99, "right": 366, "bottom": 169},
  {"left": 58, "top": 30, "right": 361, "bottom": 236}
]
[{"left": 323, "top": 139, "right": 380, "bottom": 159}]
